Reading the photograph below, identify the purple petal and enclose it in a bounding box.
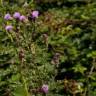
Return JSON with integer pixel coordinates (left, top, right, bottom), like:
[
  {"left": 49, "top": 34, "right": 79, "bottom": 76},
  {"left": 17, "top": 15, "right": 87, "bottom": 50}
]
[
  {"left": 5, "top": 25, "right": 13, "bottom": 31},
  {"left": 32, "top": 10, "right": 39, "bottom": 18},
  {"left": 19, "top": 15, "right": 26, "bottom": 21},
  {"left": 13, "top": 12, "right": 21, "bottom": 19},
  {"left": 41, "top": 84, "right": 49, "bottom": 94},
  {"left": 4, "top": 13, "right": 12, "bottom": 20}
]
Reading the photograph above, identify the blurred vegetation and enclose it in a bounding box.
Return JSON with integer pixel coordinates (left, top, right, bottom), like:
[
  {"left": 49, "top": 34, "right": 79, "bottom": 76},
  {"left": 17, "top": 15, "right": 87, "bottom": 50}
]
[{"left": 0, "top": 0, "right": 96, "bottom": 96}]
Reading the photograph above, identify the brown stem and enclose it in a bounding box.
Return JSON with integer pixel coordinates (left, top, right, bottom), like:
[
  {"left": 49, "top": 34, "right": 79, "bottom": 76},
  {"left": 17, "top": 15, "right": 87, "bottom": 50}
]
[{"left": 84, "top": 57, "right": 96, "bottom": 96}]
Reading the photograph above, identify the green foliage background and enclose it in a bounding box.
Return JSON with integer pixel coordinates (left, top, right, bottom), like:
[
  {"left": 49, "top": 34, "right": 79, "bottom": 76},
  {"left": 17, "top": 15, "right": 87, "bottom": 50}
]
[{"left": 0, "top": 0, "right": 96, "bottom": 96}]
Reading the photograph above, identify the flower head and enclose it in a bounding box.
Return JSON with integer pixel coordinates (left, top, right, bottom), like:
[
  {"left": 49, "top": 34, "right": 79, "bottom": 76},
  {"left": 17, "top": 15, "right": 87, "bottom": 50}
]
[
  {"left": 19, "top": 15, "right": 26, "bottom": 21},
  {"left": 13, "top": 12, "right": 21, "bottom": 19},
  {"left": 31, "top": 10, "right": 39, "bottom": 18},
  {"left": 41, "top": 84, "right": 48, "bottom": 94},
  {"left": 5, "top": 25, "right": 13, "bottom": 31},
  {"left": 4, "top": 13, "right": 12, "bottom": 20}
]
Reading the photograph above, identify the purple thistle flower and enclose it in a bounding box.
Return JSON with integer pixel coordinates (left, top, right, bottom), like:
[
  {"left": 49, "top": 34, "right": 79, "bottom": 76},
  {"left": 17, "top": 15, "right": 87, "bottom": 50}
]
[
  {"left": 13, "top": 12, "right": 21, "bottom": 19},
  {"left": 41, "top": 84, "right": 49, "bottom": 94},
  {"left": 4, "top": 13, "right": 12, "bottom": 20},
  {"left": 31, "top": 10, "right": 39, "bottom": 18},
  {"left": 19, "top": 15, "right": 26, "bottom": 21},
  {"left": 5, "top": 25, "right": 13, "bottom": 31}
]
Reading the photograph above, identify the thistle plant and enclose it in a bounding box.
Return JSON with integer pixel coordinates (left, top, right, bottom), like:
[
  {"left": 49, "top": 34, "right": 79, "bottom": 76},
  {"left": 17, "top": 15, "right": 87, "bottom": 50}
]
[{"left": 4, "top": 12, "right": 31, "bottom": 96}]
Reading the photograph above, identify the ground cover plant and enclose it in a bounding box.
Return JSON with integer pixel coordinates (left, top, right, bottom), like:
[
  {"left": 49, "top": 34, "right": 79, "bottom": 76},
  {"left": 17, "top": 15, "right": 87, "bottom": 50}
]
[{"left": 0, "top": 0, "right": 96, "bottom": 96}]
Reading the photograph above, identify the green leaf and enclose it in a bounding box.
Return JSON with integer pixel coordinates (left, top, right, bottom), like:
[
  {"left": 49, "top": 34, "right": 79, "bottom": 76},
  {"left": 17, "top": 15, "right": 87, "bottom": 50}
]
[
  {"left": 13, "top": 85, "right": 27, "bottom": 96},
  {"left": 72, "top": 64, "right": 87, "bottom": 74},
  {"left": 11, "top": 73, "right": 20, "bottom": 82}
]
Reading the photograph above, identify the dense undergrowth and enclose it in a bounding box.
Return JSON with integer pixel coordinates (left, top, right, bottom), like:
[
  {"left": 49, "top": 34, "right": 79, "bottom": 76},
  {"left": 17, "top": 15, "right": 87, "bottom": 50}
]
[{"left": 0, "top": 0, "right": 96, "bottom": 96}]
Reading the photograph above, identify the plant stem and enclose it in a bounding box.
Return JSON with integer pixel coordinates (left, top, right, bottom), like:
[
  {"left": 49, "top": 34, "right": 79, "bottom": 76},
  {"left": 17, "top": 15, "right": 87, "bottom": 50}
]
[
  {"left": 6, "top": 31, "right": 14, "bottom": 42},
  {"left": 84, "top": 57, "right": 96, "bottom": 96},
  {"left": 21, "top": 71, "right": 30, "bottom": 96},
  {"left": 19, "top": 48, "right": 30, "bottom": 96},
  {"left": 0, "top": 0, "right": 3, "bottom": 6}
]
